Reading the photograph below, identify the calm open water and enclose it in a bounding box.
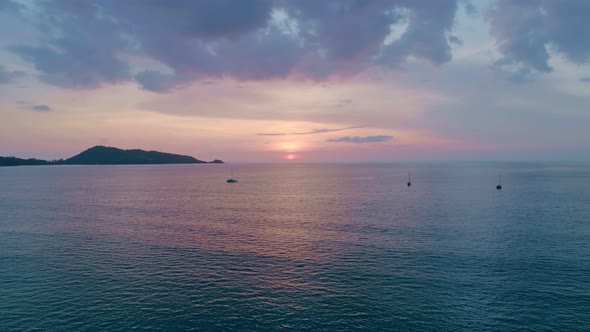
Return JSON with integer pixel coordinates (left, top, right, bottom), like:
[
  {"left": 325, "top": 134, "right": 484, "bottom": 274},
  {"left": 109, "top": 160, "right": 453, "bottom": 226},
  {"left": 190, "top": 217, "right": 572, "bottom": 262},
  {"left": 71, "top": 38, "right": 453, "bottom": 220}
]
[{"left": 1, "top": 163, "right": 589, "bottom": 331}]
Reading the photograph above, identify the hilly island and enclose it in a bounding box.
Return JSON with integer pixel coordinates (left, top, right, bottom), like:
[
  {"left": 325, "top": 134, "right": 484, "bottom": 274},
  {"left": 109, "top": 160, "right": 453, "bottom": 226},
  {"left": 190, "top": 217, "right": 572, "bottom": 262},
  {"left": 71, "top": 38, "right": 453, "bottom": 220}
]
[{"left": 0, "top": 146, "right": 223, "bottom": 166}]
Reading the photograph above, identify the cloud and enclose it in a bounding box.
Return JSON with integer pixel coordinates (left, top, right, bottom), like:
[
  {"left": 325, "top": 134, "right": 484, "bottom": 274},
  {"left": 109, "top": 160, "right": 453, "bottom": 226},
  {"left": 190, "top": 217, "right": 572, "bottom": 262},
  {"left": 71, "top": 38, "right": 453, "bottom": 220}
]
[
  {"left": 7, "top": 0, "right": 464, "bottom": 90},
  {"left": 581, "top": 77, "right": 590, "bottom": 83},
  {"left": 258, "top": 126, "right": 362, "bottom": 136},
  {"left": 31, "top": 105, "right": 52, "bottom": 112},
  {"left": 10, "top": 13, "right": 131, "bottom": 89},
  {"left": 0, "top": 0, "right": 21, "bottom": 12},
  {"left": 486, "top": 0, "right": 590, "bottom": 80},
  {"left": 135, "top": 70, "right": 196, "bottom": 92},
  {"left": 0, "top": 65, "right": 25, "bottom": 84},
  {"left": 392, "top": 61, "right": 590, "bottom": 150},
  {"left": 116, "top": 0, "right": 273, "bottom": 39},
  {"left": 335, "top": 99, "right": 353, "bottom": 108},
  {"left": 327, "top": 135, "right": 393, "bottom": 143},
  {"left": 7, "top": 0, "right": 587, "bottom": 90},
  {"left": 460, "top": 0, "right": 477, "bottom": 15},
  {"left": 379, "top": 0, "right": 460, "bottom": 65}
]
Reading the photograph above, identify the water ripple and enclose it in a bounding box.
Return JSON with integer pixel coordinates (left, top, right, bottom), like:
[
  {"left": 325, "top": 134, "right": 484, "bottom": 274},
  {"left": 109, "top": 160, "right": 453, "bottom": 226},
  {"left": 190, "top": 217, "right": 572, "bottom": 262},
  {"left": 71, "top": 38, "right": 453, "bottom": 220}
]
[{"left": 1, "top": 163, "right": 589, "bottom": 331}]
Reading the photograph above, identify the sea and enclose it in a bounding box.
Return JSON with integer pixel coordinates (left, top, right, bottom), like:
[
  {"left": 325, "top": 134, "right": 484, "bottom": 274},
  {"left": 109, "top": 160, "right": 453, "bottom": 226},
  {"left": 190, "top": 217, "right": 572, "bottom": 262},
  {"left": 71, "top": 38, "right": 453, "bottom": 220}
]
[{"left": 1, "top": 162, "right": 589, "bottom": 331}]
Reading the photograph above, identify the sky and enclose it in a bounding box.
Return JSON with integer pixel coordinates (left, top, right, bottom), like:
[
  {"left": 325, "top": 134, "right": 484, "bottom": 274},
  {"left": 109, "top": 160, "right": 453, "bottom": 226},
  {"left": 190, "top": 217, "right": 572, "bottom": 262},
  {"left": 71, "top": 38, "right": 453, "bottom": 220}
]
[{"left": 1, "top": 0, "right": 590, "bottom": 162}]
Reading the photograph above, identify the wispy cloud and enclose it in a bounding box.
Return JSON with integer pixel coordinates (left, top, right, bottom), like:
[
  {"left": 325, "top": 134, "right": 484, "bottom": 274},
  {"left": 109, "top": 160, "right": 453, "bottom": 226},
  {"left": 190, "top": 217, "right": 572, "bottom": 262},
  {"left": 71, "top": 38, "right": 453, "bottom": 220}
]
[
  {"left": 258, "top": 126, "right": 363, "bottom": 136},
  {"left": 0, "top": 65, "right": 25, "bottom": 84},
  {"left": 580, "top": 77, "right": 590, "bottom": 83},
  {"left": 31, "top": 105, "right": 52, "bottom": 112},
  {"left": 335, "top": 99, "right": 353, "bottom": 108},
  {"left": 327, "top": 135, "right": 393, "bottom": 143}
]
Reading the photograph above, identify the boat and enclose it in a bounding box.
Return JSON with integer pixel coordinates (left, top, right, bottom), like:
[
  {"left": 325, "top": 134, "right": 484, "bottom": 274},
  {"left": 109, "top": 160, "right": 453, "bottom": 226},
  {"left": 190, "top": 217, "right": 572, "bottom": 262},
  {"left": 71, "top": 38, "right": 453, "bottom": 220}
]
[
  {"left": 407, "top": 172, "right": 412, "bottom": 187},
  {"left": 226, "top": 166, "right": 238, "bottom": 183},
  {"left": 496, "top": 172, "right": 502, "bottom": 190}
]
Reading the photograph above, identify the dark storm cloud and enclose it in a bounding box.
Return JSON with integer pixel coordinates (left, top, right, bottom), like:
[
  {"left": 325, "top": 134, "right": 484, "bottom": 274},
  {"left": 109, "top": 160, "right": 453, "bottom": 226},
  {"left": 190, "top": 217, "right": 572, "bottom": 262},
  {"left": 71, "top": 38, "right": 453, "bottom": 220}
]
[
  {"left": 487, "top": 0, "right": 590, "bottom": 80},
  {"left": 327, "top": 135, "right": 393, "bottom": 143}
]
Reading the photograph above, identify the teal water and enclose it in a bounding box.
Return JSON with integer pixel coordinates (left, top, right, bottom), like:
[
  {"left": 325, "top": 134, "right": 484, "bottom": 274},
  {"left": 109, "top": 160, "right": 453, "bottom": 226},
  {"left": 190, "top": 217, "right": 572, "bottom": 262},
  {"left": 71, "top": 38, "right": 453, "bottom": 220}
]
[{"left": 1, "top": 163, "right": 589, "bottom": 331}]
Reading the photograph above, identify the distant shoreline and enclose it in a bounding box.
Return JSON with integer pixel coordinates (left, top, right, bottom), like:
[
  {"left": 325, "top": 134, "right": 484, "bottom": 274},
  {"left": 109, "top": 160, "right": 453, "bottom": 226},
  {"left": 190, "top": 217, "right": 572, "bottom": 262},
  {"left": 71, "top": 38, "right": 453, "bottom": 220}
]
[
  {"left": 0, "top": 145, "right": 223, "bottom": 167},
  {"left": 0, "top": 162, "right": 224, "bottom": 167}
]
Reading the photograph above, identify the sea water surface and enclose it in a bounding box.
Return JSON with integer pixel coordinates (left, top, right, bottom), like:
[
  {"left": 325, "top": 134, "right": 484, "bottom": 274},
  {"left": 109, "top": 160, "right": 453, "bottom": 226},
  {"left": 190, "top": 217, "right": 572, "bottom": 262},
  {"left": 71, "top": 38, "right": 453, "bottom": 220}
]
[{"left": 1, "top": 163, "right": 589, "bottom": 331}]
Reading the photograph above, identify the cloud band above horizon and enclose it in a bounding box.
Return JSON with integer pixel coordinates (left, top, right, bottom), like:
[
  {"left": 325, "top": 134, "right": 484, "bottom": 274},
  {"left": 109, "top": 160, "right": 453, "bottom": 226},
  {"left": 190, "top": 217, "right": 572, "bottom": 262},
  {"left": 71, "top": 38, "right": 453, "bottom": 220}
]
[{"left": 3, "top": 0, "right": 590, "bottom": 91}]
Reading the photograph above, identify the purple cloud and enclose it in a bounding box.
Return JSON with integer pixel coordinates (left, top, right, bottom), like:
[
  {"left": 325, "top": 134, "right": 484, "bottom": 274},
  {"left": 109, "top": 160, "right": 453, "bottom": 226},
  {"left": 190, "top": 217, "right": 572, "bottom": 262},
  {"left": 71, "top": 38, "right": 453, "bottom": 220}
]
[
  {"left": 487, "top": 0, "right": 590, "bottom": 80},
  {"left": 6, "top": 0, "right": 589, "bottom": 90},
  {"left": 6, "top": 0, "right": 463, "bottom": 90},
  {"left": 258, "top": 126, "right": 363, "bottom": 136},
  {"left": 135, "top": 70, "right": 196, "bottom": 93},
  {"left": 10, "top": 6, "right": 131, "bottom": 89},
  {"left": 31, "top": 105, "right": 52, "bottom": 112},
  {"left": 327, "top": 135, "right": 393, "bottom": 143}
]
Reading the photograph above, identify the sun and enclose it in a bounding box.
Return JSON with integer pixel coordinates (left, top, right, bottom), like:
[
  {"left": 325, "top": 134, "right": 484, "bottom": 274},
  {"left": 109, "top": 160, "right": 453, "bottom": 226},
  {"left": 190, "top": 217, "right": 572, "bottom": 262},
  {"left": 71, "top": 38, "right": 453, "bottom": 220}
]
[
  {"left": 285, "top": 154, "right": 296, "bottom": 160},
  {"left": 279, "top": 142, "right": 299, "bottom": 151}
]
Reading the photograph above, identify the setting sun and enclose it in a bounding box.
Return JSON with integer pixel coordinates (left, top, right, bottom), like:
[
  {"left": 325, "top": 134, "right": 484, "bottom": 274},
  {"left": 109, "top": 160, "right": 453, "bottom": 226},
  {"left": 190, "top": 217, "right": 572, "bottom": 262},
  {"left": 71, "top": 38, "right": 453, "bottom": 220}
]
[
  {"left": 1, "top": 1, "right": 589, "bottom": 331},
  {"left": 279, "top": 142, "right": 300, "bottom": 152}
]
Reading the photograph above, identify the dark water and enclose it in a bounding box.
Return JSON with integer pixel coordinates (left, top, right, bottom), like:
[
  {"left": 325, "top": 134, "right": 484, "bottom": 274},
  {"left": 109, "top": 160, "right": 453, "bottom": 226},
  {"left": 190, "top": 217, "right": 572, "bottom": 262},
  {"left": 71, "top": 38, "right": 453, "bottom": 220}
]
[{"left": 1, "top": 163, "right": 589, "bottom": 331}]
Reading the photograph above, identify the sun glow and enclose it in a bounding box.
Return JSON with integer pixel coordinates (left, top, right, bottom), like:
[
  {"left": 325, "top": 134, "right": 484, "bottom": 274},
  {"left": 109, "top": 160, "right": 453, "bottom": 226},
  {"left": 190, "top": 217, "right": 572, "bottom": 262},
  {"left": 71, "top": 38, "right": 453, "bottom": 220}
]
[
  {"left": 279, "top": 142, "right": 299, "bottom": 151},
  {"left": 278, "top": 141, "right": 300, "bottom": 160}
]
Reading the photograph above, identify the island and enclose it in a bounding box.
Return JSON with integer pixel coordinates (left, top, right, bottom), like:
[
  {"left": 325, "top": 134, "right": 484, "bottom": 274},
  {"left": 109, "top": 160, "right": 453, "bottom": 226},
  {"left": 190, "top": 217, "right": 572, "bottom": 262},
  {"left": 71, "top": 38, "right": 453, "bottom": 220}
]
[{"left": 0, "top": 146, "right": 223, "bottom": 166}]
